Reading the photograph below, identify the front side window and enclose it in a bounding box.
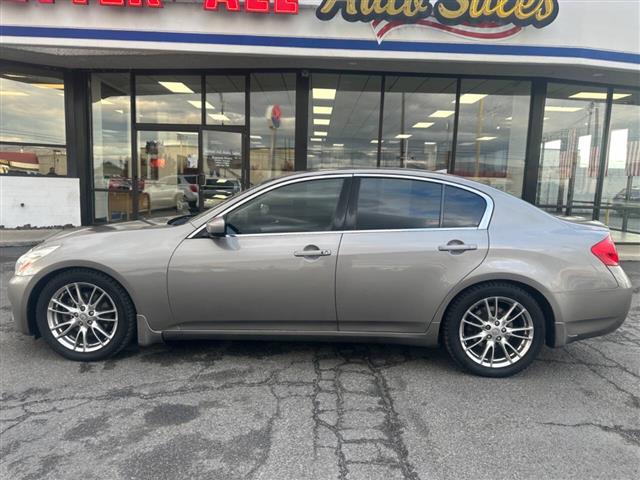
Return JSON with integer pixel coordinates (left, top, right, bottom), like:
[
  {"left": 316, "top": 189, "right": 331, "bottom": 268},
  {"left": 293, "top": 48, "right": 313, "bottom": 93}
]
[
  {"left": 355, "top": 178, "right": 442, "bottom": 230},
  {"left": 442, "top": 185, "right": 486, "bottom": 228},
  {"left": 226, "top": 178, "right": 344, "bottom": 234}
]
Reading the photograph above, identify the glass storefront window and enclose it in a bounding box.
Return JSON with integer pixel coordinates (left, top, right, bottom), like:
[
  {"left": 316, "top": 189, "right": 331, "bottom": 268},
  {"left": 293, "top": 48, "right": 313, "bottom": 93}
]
[
  {"left": 91, "top": 74, "right": 132, "bottom": 191},
  {"left": 205, "top": 75, "right": 246, "bottom": 126},
  {"left": 0, "top": 70, "right": 67, "bottom": 176},
  {"left": 454, "top": 79, "right": 531, "bottom": 197},
  {"left": 250, "top": 73, "right": 296, "bottom": 185},
  {"left": 0, "top": 144, "right": 67, "bottom": 176},
  {"left": 600, "top": 89, "right": 640, "bottom": 240},
  {"left": 137, "top": 131, "right": 199, "bottom": 218},
  {"left": 381, "top": 76, "right": 456, "bottom": 171},
  {"left": 135, "top": 75, "right": 201, "bottom": 124},
  {"left": 307, "top": 74, "right": 381, "bottom": 170},
  {"left": 536, "top": 83, "right": 607, "bottom": 218}
]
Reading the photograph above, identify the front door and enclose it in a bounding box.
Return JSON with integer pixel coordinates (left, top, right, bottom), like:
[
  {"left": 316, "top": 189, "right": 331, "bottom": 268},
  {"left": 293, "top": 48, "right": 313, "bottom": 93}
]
[
  {"left": 336, "top": 176, "right": 490, "bottom": 333},
  {"left": 166, "top": 176, "right": 349, "bottom": 331}
]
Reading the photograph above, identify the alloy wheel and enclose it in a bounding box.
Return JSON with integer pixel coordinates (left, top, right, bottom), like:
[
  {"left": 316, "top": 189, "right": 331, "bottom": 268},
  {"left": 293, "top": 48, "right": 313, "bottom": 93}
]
[
  {"left": 458, "top": 296, "right": 534, "bottom": 368},
  {"left": 46, "top": 282, "right": 119, "bottom": 353}
]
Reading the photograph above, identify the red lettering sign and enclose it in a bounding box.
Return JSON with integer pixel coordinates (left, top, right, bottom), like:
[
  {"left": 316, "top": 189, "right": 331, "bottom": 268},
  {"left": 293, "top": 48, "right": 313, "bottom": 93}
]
[
  {"left": 245, "top": 0, "right": 268, "bottom": 13},
  {"left": 274, "top": 0, "right": 296, "bottom": 14},
  {"left": 203, "top": 0, "right": 240, "bottom": 11}
]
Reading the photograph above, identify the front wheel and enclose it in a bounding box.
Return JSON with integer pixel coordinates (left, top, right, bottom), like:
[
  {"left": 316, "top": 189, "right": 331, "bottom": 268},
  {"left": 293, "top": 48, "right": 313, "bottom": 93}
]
[
  {"left": 36, "top": 269, "right": 136, "bottom": 361},
  {"left": 443, "top": 283, "right": 545, "bottom": 377}
]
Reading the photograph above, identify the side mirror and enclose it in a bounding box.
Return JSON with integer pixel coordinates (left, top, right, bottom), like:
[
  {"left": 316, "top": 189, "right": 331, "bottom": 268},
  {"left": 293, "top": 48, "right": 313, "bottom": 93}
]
[{"left": 205, "top": 217, "right": 226, "bottom": 237}]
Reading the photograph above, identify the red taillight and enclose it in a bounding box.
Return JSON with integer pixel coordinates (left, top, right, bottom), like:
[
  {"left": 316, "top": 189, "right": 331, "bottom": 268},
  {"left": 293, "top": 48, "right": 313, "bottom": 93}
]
[
  {"left": 189, "top": 184, "right": 198, "bottom": 193},
  {"left": 591, "top": 235, "right": 619, "bottom": 266}
]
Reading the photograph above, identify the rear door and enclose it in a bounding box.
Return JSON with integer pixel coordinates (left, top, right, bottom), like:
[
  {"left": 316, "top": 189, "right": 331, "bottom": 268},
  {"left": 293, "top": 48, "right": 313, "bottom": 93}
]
[{"left": 336, "top": 175, "right": 491, "bottom": 333}]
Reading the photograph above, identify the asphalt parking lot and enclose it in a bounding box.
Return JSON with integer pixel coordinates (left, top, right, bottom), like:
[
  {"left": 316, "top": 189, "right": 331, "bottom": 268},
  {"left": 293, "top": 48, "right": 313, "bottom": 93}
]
[{"left": 1, "top": 246, "right": 639, "bottom": 480}]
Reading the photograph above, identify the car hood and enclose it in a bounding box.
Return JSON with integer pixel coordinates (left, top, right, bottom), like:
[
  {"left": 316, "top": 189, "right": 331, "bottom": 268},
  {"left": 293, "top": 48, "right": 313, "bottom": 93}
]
[{"left": 44, "top": 217, "right": 174, "bottom": 244}]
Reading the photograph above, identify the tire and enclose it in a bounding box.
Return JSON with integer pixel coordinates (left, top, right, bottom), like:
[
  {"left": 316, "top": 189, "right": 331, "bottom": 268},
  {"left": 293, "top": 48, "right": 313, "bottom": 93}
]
[
  {"left": 35, "top": 269, "right": 136, "bottom": 361},
  {"left": 443, "top": 282, "right": 545, "bottom": 378}
]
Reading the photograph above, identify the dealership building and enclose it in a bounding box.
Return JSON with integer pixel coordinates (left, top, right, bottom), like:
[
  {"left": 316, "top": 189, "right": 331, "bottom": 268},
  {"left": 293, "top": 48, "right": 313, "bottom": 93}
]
[{"left": 0, "top": 0, "right": 639, "bottom": 242}]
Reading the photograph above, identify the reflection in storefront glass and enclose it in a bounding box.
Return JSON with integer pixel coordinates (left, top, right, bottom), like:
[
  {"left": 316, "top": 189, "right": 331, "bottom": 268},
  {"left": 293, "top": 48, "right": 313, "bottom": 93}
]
[
  {"left": 0, "top": 71, "right": 67, "bottom": 176},
  {"left": 0, "top": 144, "right": 67, "bottom": 177},
  {"left": 307, "top": 74, "right": 381, "bottom": 169},
  {"left": 205, "top": 75, "right": 246, "bottom": 126},
  {"left": 91, "top": 73, "right": 132, "bottom": 191},
  {"left": 249, "top": 73, "right": 296, "bottom": 185},
  {"left": 382, "top": 76, "right": 456, "bottom": 171},
  {"left": 135, "top": 75, "right": 201, "bottom": 124},
  {"left": 454, "top": 79, "right": 531, "bottom": 197},
  {"left": 202, "top": 131, "right": 243, "bottom": 210},
  {"left": 601, "top": 90, "right": 640, "bottom": 240},
  {"left": 536, "top": 83, "right": 607, "bottom": 219},
  {"left": 137, "top": 131, "right": 199, "bottom": 219}
]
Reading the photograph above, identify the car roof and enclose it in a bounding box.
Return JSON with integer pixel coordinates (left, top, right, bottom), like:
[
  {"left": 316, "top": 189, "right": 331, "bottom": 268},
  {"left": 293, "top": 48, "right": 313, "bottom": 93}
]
[{"left": 274, "top": 168, "right": 500, "bottom": 197}]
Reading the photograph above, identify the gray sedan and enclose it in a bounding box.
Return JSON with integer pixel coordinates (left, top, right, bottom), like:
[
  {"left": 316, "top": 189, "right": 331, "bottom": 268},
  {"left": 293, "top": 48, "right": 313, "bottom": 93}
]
[{"left": 7, "top": 169, "right": 633, "bottom": 377}]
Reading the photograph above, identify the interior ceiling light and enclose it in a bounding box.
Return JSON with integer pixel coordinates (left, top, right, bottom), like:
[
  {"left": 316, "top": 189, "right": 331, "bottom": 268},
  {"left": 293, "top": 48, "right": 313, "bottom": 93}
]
[
  {"left": 158, "top": 81, "right": 194, "bottom": 94},
  {"left": 569, "top": 92, "right": 631, "bottom": 101},
  {"left": 412, "top": 122, "right": 434, "bottom": 129},
  {"left": 395, "top": 134, "right": 412, "bottom": 139},
  {"left": 333, "top": 143, "right": 344, "bottom": 147},
  {"left": 314, "top": 118, "right": 330, "bottom": 125},
  {"left": 457, "top": 94, "right": 487, "bottom": 104},
  {"left": 209, "top": 113, "right": 230, "bottom": 122},
  {"left": 33, "top": 83, "right": 64, "bottom": 90},
  {"left": 477, "top": 136, "right": 497, "bottom": 141},
  {"left": 250, "top": 135, "right": 262, "bottom": 139},
  {"left": 545, "top": 106, "right": 583, "bottom": 113},
  {"left": 313, "top": 106, "right": 333, "bottom": 115},
  {"left": 314, "top": 131, "right": 328, "bottom": 137},
  {"left": 312, "top": 88, "right": 337, "bottom": 100},
  {"left": 429, "top": 110, "right": 455, "bottom": 118},
  {"left": 187, "top": 100, "right": 215, "bottom": 109},
  {"left": 310, "top": 138, "right": 323, "bottom": 142}
]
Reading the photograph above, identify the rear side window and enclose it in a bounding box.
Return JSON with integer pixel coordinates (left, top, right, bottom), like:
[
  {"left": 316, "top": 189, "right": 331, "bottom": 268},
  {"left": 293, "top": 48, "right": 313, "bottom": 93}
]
[
  {"left": 355, "top": 178, "right": 442, "bottom": 230},
  {"left": 442, "top": 185, "right": 486, "bottom": 228}
]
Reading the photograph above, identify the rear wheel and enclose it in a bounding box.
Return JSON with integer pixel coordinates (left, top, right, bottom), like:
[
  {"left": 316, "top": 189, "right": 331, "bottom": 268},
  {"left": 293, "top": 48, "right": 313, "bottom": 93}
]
[
  {"left": 36, "top": 269, "right": 135, "bottom": 361},
  {"left": 443, "top": 283, "right": 545, "bottom": 377}
]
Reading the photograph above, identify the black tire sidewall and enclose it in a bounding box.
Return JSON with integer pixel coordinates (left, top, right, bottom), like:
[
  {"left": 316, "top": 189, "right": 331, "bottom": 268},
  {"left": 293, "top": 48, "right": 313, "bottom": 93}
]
[
  {"left": 36, "top": 269, "right": 134, "bottom": 362},
  {"left": 444, "top": 284, "right": 545, "bottom": 378}
]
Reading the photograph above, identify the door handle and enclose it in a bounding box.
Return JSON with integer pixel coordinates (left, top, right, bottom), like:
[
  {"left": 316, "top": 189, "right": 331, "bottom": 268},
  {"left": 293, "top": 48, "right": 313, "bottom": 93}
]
[
  {"left": 294, "top": 249, "right": 332, "bottom": 257},
  {"left": 438, "top": 243, "right": 478, "bottom": 252}
]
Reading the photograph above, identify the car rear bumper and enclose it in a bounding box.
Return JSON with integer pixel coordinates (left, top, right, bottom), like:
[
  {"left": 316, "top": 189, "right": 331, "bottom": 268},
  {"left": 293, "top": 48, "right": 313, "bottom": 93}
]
[
  {"left": 553, "top": 267, "right": 633, "bottom": 346},
  {"left": 7, "top": 274, "right": 34, "bottom": 336}
]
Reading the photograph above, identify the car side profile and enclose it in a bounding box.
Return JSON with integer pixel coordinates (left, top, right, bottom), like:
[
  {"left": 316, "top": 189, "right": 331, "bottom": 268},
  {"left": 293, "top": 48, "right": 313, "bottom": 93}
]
[{"left": 7, "top": 169, "right": 633, "bottom": 377}]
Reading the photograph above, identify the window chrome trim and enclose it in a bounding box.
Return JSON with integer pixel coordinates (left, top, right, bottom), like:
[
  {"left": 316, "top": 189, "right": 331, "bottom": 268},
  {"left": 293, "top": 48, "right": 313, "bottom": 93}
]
[{"left": 187, "top": 171, "right": 494, "bottom": 238}]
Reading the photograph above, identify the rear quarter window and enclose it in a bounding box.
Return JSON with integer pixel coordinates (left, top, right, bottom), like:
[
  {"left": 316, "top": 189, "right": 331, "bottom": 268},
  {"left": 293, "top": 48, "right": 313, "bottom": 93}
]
[{"left": 442, "top": 185, "right": 486, "bottom": 228}]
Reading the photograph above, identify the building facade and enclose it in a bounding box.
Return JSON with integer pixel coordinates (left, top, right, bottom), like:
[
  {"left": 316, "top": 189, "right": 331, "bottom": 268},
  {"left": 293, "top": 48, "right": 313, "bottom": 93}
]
[{"left": 1, "top": 0, "right": 639, "bottom": 241}]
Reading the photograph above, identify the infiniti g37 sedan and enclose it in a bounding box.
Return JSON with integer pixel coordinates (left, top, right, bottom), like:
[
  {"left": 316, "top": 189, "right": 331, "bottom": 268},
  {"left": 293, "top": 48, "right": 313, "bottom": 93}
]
[{"left": 8, "top": 169, "right": 632, "bottom": 377}]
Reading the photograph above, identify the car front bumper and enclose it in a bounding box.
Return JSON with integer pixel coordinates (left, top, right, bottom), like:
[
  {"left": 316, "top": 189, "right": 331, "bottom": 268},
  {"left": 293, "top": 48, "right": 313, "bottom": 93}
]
[{"left": 7, "top": 274, "right": 36, "bottom": 336}]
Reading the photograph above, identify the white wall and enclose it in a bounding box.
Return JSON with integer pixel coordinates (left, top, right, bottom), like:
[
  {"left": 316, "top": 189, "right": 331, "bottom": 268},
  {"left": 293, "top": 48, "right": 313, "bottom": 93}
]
[{"left": 0, "top": 177, "right": 81, "bottom": 228}]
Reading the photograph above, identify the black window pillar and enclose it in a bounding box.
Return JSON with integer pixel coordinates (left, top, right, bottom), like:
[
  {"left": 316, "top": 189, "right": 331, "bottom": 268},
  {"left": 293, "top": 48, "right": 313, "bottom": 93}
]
[
  {"left": 593, "top": 88, "right": 614, "bottom": 221},
  {"left": 522, "top": 80, "right": 547, "bottom": 204},
  {"left": 294, "top": 71, "right": 309, "bottom": 171},
  {"left": 64, "top": 70, "right": 92, "bottom": 226}
]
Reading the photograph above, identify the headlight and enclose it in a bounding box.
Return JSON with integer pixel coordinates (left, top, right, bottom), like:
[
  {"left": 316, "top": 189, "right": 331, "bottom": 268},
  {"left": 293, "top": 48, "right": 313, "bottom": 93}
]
[{"left": 14, "top": 245, "right": 60, "bottom": 276}]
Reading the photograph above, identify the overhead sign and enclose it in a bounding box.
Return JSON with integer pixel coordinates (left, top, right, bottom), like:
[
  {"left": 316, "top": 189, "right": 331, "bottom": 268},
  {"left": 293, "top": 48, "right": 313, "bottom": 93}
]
[
  {"left": 10, "top": 0, "right": 299, "bottom": 14},
  {"left": 315, "top": 0, "right": 559, "bottom": 42}
]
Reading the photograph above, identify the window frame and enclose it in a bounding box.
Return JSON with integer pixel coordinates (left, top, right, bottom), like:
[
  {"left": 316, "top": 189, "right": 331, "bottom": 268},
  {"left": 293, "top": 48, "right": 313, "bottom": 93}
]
[{"left": 348, "top": 174, "right": 493, "bottom": 232}]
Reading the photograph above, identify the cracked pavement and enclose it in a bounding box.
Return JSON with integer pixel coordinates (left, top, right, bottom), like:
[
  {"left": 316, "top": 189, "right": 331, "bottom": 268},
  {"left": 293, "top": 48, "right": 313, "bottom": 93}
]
[{"left": 1, "top": 246, "right": 639, "bottom": 480}]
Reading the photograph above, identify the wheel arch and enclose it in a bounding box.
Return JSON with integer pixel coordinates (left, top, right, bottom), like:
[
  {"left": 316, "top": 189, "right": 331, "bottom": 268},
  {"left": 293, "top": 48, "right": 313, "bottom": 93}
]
[
  {"left": 437, "top": 278, "right": 557, "bottom": 348},
  {"left": 26, "top": 265, "right": 138, "bottom": 338}
]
